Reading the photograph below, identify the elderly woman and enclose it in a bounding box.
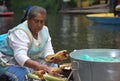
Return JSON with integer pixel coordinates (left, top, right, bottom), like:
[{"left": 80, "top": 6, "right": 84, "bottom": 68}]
[{"left": 0, "top": 6, "right": 63, "bottom": 81}]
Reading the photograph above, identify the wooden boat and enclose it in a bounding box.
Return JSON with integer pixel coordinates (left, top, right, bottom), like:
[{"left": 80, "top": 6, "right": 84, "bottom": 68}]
[
  {"left": 0, "top": 11, "right": 14, "bottom": 16},
  {"left": 0, "top": 0, "right": 14, "bottom": 17},
  {"left": 86, "top": 13, "right": 120, "bottom": 24}
]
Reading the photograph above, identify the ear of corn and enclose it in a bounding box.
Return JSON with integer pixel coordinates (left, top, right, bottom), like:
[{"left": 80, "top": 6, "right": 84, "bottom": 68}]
[
  {"left": 28, "top": 72, "right": 67, "bottom": 81},
  {"left": 43, "top": 73, "right": 67, "bottom": 81},
  {"left": 27, "top": 72, "right": 41, "bottom": 80}
]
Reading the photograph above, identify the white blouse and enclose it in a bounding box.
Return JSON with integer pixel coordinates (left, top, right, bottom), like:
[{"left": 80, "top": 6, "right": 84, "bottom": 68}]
[{"left": 8, "top": 28, "right": 54, "bottom": 66}]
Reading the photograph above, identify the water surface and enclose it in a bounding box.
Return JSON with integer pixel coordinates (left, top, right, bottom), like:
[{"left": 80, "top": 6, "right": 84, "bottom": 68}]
[{"left": 1, "top": 13, "right": 120, "bottom": 53}]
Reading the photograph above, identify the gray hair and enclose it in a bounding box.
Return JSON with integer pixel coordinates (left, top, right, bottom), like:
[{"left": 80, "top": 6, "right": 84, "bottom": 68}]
[{"left": 27, "top": 6, "right": 46, "bottom": 20}]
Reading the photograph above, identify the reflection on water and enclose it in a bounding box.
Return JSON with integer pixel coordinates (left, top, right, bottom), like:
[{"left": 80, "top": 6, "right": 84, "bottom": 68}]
[
  {"left": 1, "top": 13, "right": 120, "bottom": 53},
  {"left": 47, "top": 14, "right": 91, "bottom": 52},
  {"left": 0, "top": 17, "right": 13, "bottom": 34},
  {"left": 88, "top": 24, "right": 120, "bottom": 48},
  {"left": 47, "top": 14, "right": 120, "bottom": 52}
]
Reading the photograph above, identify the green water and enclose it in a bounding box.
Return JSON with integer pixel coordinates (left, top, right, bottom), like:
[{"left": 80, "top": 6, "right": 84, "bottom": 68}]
[
  {"left": 1, "top": 13, "right": 120, "bottom": 54},
  {"left": 80, "top": 54, "right": 120, "bottom": 62}
]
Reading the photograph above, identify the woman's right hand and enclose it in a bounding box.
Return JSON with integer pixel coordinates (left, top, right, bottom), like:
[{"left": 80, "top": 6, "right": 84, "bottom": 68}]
[
  {"left": 42, "top": 65, "right": 53, "bottom": 74},
  {"left": 43, "top": 65, "right": 62, "bottom": 75}
]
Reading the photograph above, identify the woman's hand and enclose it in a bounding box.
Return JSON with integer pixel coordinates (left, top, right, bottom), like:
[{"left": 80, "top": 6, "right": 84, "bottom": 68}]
[
  {"left": 42, "top": 65, "right": 53, "bottom": 74},
  {"left": 24, "top": 59, "right": 61, "bottom": 75},
  {"left": 24, "top": 59, "right": 53, "bottom": 74},
  {"left": 43, "top": 65, "right": 62, "bottom": 75}
]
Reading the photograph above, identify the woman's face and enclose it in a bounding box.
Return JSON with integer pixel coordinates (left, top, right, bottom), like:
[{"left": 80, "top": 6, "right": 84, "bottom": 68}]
[{"left": 28, "top": 13, "right": 45, "bottom": 34}]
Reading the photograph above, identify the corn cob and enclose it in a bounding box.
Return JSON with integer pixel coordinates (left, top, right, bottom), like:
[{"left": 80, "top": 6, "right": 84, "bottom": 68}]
[
  {"left": 27, "top": 72, "right": 41, "bottom": 80},
  {"left": 45, "top": 50, "right": 68, "bottom": 63},
  {"left": 43, "top": 73, "right": 67, "bottom": 81}
]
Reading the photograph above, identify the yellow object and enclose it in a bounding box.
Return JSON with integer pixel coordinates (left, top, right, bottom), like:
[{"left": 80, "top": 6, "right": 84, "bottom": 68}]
[
  {"left": 77, "top": 0, "right": 81, "bottom": 8},
  {"left": 82, "top": 1, "right": 89, "bottom": 8},
  {"left": 100, "top": 0, "right": 105, "bottom": 4},
  {"left": 45, "top": 50, "right": 68, "bottom": 63},
  {"left": 86, "top": 13, "right": 114, "bottom": 17}
]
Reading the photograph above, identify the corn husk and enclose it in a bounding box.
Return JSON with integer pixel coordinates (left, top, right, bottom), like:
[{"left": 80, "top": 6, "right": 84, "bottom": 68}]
[
  {"left": 27, "top": 72, "right": 41, "bottom": 80},
  {"left": 43, "top": 73, "right": 67, "bottom": 81}
]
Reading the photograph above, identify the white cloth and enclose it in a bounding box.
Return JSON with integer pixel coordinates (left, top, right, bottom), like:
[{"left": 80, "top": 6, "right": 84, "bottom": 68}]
[{"left": 8, "top": 28, "right": 54, "bottom": 66}]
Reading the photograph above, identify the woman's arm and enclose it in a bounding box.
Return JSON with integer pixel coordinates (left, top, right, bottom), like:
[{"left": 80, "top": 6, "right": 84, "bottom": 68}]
[
  {"left": 24, "top": 59, "right": 51, "bottom": 73},
  {"left": 43, "top": 26, "right": 55, "bottom": 57}
]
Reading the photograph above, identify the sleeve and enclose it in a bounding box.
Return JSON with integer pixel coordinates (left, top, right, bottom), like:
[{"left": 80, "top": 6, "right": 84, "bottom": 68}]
[
  {"left": 43, "top": 26, "right": 55, "bottom": 57},
  {"left": 8, "top": 30, "right": 30, "bottom": 66}
]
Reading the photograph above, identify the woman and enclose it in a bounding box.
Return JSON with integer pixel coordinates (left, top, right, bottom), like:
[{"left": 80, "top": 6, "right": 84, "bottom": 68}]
[{"left": 0, "top": 6, "right": 61, "bottom": 81}]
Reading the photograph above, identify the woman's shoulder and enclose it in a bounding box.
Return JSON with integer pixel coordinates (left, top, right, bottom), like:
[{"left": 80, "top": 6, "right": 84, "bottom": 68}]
[
  {"left": 11, "top": 30, "right": 28, "bottom": 38},
  {"left": 43, "top": 25, "right": 49, "bottom": 31}
]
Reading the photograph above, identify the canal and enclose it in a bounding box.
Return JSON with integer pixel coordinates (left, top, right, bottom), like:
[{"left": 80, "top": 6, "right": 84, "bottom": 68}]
[{"left": 0, "top": 13, "right": 120, "bottom": 55}]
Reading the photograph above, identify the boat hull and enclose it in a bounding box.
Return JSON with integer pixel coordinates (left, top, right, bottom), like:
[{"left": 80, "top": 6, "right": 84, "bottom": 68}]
[
  {"left": 86, "top": 13, "right": 120, "bottom": 24},
  {"left": 0, "top": 12, "right": 14, "bottom": 16}
]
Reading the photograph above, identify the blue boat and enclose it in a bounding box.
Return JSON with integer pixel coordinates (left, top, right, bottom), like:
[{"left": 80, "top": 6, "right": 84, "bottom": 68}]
[{"left": 86, "top": 13, "right": 120, "bottom": 24}]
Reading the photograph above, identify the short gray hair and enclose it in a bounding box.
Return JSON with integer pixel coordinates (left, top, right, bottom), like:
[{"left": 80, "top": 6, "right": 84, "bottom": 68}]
[{"left": 27, "top": 6, "right": 46, "bottom": 20}]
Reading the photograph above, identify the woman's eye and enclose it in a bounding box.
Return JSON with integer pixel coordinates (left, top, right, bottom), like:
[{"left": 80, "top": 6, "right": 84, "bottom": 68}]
[
  {"left": 33, "top": 19, "right": 45, "bottom": 24},
  {"left": 34, "top": 20, "right": 39, "bottom": 23}
]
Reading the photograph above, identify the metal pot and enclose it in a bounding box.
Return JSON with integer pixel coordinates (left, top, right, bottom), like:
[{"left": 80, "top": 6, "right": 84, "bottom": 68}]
[{"left": 70, "top": 49, "right": 120, "bottom": 81}]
